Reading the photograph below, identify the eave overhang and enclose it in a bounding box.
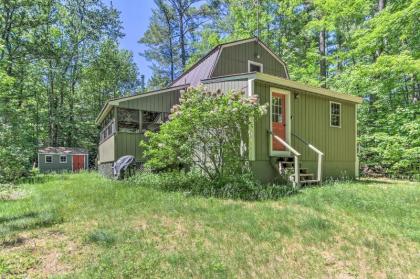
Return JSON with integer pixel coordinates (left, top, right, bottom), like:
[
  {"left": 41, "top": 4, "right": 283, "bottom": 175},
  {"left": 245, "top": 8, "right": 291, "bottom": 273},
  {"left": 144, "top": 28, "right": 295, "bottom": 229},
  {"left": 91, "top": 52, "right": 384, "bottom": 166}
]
[{"left": 203, "top": 72, "right": 363, "bottom": 104}]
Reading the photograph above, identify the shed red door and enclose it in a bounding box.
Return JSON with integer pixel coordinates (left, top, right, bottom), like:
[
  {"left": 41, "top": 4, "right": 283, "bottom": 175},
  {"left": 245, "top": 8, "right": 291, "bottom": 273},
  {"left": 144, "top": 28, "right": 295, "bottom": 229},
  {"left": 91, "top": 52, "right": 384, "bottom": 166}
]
[
  {"left": 272, "top": 92, "right": 286, "bottom": 151},
  {"left": 72, "top": 155, "right": 85, "bottom": 171}
]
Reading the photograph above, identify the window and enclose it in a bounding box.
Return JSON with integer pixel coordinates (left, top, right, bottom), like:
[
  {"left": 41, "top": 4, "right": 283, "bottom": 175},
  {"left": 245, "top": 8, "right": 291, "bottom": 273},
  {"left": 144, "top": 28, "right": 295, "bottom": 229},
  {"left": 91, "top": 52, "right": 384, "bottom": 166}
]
[
  {"left": 141, "top": 111, "right": 169, "bottom": 132},
  {"left": 272, "top": 96, "right": 283, "bottom": 123},
  {"left": 60, "top": 155, "right": 67, "bottom": 163},
  {"left": 330, "top": 102, "right": 341, "bottom": 127},
  {"left": 248, "top": 60, "right": 263, "bottom": 73},
  {"left": 45, "top": 155, "right": 52, "bottom": 163},
  {"left": 100, "top": 120, "right": 116, "bottom": 143},
  {"left": 118, "top": 108, "right": 139, "bottom": 133}
]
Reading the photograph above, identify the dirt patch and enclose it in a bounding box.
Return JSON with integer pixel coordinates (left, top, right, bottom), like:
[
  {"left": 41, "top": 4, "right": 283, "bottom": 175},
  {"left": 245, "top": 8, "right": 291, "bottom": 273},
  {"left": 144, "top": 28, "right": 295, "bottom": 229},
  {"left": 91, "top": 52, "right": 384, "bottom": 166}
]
[
  {"left": 0, "top": 230, "right": 84, "bottom": 277},
  {"left": 0, "top": 190, "right": 27, "bottom": 201},
  {"left": 39, "top": 250, "right": 71, "bottom": 275}
]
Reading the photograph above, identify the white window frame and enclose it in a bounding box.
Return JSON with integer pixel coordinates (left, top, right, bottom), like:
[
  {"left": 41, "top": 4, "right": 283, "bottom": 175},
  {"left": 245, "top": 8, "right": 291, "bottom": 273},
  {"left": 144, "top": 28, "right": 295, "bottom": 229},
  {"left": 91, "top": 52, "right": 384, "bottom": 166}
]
[
  {"left": 330, "top": 101, "right": 342, "bottom": 128},
  {"left": 248, "top": 60, "right": 263, "bottom": 73},
  {"left": 60, "top": 155, "right": 67, "bottom": 164},
  {"left": 45, "top": 155, "right": 53, "bottom": 164}
]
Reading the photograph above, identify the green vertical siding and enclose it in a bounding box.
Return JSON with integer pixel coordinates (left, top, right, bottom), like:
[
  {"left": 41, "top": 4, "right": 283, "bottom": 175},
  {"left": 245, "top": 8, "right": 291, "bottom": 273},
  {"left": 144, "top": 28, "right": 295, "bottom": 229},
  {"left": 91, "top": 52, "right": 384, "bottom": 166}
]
[
  {"left": 252, "top": 80, "right": 357, "bottom": 181},
  {"left": 212, "top": 41, "right": 288, "bottom": 78},
  {"left": 254, "top": 81, "right": 271, "bottom": 161},
  {"left": 38, "top": 154, "right": 72, "bottom": 173},
  {"left": 98, "top": 78, "right": 357, "bottom": 181},
  {"left": 203, "top": 79, "right": 249, "bottom": 93},
  {"left": 99, "top": 89, "right": 181, "bottom": 165},
  {"left": 117, "top": 90, "right": 180, "bottom": 112},
  {"left": 115, "top": 132, "right": 147, "bottom": 162},
  {"left": 190, "top": 78, "right": 357, "bottom": 181}
]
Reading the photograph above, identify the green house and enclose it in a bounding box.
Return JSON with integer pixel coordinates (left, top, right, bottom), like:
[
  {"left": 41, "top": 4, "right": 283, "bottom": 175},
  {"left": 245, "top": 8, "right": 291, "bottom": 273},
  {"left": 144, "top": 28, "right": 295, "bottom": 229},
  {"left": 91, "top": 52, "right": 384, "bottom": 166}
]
[
  {"left": 96, "top": 38, "right": 362, "bottom": 185},
  {"left": 38, "top": 147, "right": 89, "bottom": 173}
]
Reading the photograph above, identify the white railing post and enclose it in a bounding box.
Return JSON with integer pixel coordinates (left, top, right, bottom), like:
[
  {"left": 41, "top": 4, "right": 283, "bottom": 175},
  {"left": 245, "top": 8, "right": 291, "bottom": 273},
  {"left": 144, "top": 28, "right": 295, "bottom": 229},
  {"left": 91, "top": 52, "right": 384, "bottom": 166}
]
[
  {"left": 294, "top": 155, "right": 300, "bottom": 187},
  {"left": 269, "top": 131, "right": 301, "bottom": 188},
  {"left": 308, "top": 144, "right": 324, "bottom": 183},
  {"left": 317, "top": 154, "right": 323, "bottom": 182}
]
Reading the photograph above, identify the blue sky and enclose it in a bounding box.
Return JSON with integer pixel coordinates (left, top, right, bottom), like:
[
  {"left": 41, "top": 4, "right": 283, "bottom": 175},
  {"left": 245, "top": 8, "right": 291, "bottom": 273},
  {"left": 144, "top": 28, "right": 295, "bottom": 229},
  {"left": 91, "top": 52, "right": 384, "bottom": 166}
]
[{"left": 112, "top": 0, "right": 155, "bottom": 80}]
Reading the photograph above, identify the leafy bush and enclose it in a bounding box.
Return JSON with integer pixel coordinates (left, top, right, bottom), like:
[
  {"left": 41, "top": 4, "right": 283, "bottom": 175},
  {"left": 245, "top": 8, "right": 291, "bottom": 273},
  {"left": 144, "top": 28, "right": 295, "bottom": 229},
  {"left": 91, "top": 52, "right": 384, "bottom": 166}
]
[
  {"left": 141, "top": 87, "right": 267, "bottom": 180},
  {"left": 359, "top": 107, "right": 420, "bottom": 178},
  {"left": 128, "top": 171, "right": 296, "bottom": 201},
  {"left": 0, "top": 124, "right": 32, "bottom": 183}
]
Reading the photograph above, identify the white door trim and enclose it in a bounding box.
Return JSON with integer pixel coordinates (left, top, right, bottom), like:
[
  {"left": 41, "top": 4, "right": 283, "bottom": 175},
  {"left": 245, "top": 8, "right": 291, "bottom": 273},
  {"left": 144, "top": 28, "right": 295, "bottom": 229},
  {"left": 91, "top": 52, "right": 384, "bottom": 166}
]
[{"left": 270, "top": 87, "right": 291, "bottom": 157}]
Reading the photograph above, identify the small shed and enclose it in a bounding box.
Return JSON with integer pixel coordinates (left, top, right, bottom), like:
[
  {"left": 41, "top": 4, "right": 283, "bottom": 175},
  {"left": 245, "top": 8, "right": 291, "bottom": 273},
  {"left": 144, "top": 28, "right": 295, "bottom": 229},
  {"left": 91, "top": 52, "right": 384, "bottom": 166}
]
[{"left": 38, "top": 147, "right": 89, "bottom": 173}]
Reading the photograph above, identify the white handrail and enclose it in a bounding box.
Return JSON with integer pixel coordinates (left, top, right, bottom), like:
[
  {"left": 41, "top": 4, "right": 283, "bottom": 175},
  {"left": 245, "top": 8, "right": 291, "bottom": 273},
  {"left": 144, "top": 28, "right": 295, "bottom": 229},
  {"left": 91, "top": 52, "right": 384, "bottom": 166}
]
[
  {"left": 273, "top": 135, "right": 301, "bottom": 156},
  {"left": 308, "top": 144, "right": 323, "bottom": 156},
  {"left": 269, "top": 131, "right": 301, "bottom": 187},
  {"left": 308, "top": 144, "right": 324, "bottom": 182}
]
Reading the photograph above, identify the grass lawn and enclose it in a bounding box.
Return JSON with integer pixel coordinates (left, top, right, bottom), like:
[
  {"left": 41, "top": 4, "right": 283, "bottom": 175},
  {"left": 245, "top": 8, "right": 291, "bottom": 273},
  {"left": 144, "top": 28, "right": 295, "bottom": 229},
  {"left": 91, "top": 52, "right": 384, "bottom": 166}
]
[{"left": 0, "top": 173, "right": 419, "bottom": 278}]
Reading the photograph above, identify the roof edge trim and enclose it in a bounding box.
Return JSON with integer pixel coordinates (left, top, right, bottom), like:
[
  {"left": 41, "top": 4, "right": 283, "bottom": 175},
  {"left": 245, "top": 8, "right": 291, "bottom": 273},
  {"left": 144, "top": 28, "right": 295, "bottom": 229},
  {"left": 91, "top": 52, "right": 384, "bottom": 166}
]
[
  {"left": 256, "top": 73, "right": 362, "bottom": 104},
  {"left": 202, "top": 72, "right": 362, "bottom": 104}
]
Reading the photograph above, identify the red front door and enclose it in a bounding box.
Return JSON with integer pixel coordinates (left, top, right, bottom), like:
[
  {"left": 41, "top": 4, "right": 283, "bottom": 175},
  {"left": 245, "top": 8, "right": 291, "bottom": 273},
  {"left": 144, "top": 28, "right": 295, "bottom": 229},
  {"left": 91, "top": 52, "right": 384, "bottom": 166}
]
[
  {"left": 72, "top": 155, "right": 85, "bottom": 171},
  {"left": 272, "top": 92, "right": 286, "bottom": 151}
]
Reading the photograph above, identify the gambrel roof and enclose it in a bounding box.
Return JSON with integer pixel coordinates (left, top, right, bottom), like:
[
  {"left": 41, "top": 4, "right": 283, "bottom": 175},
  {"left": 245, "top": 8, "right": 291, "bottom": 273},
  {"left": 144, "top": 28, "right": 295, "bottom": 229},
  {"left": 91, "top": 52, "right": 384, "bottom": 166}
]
[
  {"left": 171, "top": 37, "right": 289, "bottom": 87},
  {"left": 96, "top": 37, "right": 362, "bottom": 125},
  {"left": 171, "top": 48, "right": 219, "bottom": 87}
]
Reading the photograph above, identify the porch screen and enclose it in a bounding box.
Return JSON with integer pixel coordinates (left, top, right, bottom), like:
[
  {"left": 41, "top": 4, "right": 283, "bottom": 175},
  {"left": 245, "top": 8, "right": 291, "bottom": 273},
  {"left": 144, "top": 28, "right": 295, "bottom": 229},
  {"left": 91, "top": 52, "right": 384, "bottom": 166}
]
[
  {"left": 118, "top": 108, "right": 140, "bottom": 133},
  {"left": 141, "top": 111, "right": 169, "bottom": 132}
]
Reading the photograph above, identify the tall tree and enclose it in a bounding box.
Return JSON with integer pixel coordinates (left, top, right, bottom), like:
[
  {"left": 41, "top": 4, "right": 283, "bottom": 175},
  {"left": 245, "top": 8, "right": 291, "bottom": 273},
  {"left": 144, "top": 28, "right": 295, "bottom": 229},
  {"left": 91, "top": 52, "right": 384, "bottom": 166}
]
[
  {"left": 140, "top": 0, "right": 179, "bottom": 89},
  {"left": 0, "top": 0, "right": 139, "bottom": 181},
  {"left": 140, "top": 0, "right": 212, "bottom": 88}
]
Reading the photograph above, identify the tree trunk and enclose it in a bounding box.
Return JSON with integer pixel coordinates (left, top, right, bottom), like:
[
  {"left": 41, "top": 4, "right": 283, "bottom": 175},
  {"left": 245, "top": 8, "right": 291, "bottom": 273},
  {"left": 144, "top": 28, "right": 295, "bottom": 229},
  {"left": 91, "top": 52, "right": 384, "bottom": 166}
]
[
  {"left": 369, "top": 0, "right": 387, "bottom": 112},
  {"left": 319, "top": 28, "right": 327, "bottom": 88},
  {"left": 179, "top": 13, "right": 186, "bottom": 69},
  {"left": 378, "top": 0, "right": 386, "bottom": 11},
  {"left": 336, "top": 30, "right": 343, "bottom": 73},
  {"left": 162, "top": 6, "right": 175, "bottom": 82}
]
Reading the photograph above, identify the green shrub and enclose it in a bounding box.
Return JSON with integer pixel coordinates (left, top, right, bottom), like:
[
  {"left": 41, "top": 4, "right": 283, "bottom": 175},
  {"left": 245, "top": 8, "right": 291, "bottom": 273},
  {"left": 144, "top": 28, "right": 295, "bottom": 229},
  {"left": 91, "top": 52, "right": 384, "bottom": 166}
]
[
  {"left": 129, "top": 171, "right": 296, "bottom": 201},
  {"left": 359, "top": 107, "right": 420, "bottom": 178},
  {"left": 0, "top": 124, "right": 32, "bottom": 183},
  {"left": 141, "top": 87, "right": 267, "bottom": 180}
]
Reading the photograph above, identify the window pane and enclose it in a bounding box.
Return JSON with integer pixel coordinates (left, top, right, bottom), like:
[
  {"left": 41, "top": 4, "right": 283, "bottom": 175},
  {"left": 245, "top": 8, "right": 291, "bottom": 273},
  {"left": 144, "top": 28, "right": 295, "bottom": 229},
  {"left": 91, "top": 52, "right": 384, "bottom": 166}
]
[
  {"left": 118, "top": 108, "right": 139, "bottom": 132},
  {"left": 330, "top": 103, "right": 341, "bottom": 126},
  {"left": 272, "top": 97, "right": 284, "bottom": 123},
  {"left": 331, "top": 115, "right": 339, "bottom": 126},
  {"left": 250, "top": 63, "right": 261, "bottom": 72}
]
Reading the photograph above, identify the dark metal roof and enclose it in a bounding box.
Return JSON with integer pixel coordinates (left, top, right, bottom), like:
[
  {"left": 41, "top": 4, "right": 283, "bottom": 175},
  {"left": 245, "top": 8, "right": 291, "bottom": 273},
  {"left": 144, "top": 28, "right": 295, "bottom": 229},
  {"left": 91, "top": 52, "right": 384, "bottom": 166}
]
[
  {"left": 170, "top": 37, "right": 290, "bottom": 88},
  {"left": 38, "top": 147, "right": 89, "bottom": 154},
  {"left": 171, "top": 47, "right": 220, "bottom": 87}
]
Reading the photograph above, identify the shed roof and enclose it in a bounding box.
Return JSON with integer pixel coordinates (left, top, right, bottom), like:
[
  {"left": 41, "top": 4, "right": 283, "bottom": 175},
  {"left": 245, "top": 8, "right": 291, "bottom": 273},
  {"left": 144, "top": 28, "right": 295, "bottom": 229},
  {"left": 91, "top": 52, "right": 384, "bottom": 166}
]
[
  {"left": 38, "top": 147, "right": 89, "bottom": 155},
  {"left": 95, "top": 84, "right": 189, "bottom": 125}
]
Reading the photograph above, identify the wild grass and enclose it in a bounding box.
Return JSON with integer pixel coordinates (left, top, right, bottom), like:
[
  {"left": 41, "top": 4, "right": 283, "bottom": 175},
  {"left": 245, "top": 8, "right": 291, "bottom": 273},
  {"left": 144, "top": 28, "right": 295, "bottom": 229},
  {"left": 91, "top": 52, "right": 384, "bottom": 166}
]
[{"left": 0, "top": 172, "right": 419, "bottom": 278}]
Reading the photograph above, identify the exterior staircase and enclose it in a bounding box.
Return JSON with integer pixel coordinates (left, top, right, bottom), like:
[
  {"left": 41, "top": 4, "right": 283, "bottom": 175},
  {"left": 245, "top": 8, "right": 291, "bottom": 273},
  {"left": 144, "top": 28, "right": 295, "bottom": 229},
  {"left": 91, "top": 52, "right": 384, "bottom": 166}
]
[
  {"left": 268, "top": 130, "right": 324, "bottom": 188},
  {"left": 275, "top": 157, "right": 320, "bottom": 186}
]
